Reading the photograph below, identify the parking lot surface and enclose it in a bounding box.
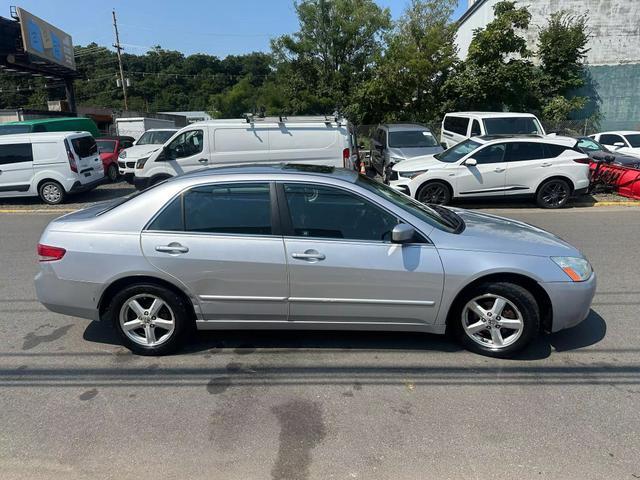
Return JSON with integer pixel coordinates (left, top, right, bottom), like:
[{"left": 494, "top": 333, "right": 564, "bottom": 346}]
[{"left": 0, "top": 203, "right": 639, "bottom": 479}]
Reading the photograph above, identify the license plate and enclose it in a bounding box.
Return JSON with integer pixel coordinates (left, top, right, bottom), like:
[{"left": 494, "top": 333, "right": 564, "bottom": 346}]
[{"left": 84, "top": 172, "right": 91, "bottom": 177}]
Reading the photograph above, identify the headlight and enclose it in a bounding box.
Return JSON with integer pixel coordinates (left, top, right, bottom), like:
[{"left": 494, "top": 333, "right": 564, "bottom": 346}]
[
  {"left": 399, "top": 169, "right": 429, "bottom": 179},
  {"left": 119, "top": 150, "right": 127, "bottom": 159},
  {"left": 136, "top": 157, "right": 150, "bottom": 169},
  {"left": 551, "top": 256, "right": 592, "bottom": 282}
]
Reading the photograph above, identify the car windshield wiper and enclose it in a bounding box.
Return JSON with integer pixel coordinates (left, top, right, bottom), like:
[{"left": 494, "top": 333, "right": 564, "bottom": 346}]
[{"left": 428, "top": 204, "right": 465, "bottom": 233}]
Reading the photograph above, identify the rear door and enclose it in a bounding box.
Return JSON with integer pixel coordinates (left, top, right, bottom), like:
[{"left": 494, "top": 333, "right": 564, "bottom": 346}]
[
  {"left": 455, "top": 142, "right": 507, "bottom": 197},
  {"left": 371, "top": 128, "right": 386, "bottom": 173},
  {"left": 504, "top": 141, "right": 548, "bottom": 196},
  {"left": 70, "top": 135, "right": 103, "bottom": 184},
  {"left": 279, "top": 182, "right": 444, "bottom": 326},
  {"left": 141, "top": 182, "right": 288, "bottom": 323},
  {"left": 0, "top": 140, "right": 34, "bottom": 194}
]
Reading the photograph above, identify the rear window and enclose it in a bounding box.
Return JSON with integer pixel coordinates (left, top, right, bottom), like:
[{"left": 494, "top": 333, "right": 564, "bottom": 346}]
[
  {"left": 0, "top": 143, "right": 33, "bottom": 165},
  {"left": 96, "top": 140, "right": 116, "bottom": 153},
  {"left": 443, "top": 116, "right": 469, "bottom": 135},
  {"left": 71, "top": 136, "right": 97, "bottom": 158},
  {"left": 483, "top": 117, "right": 542, "bottom": 135}
]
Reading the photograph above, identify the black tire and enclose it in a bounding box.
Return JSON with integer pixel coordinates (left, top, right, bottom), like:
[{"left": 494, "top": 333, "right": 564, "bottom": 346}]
[
  {"left": 417, "top": 181, "right": 452, "bottom": 205},
  {"left": 536, "top": 179, "right": 571, "bottom": 209},
  {"left": 107, "top": 164, "right": 119, "bottom": 182},
  {"left": 106, "top": 283, "right": 192, "bottom": 356},
  {"left": 38, "top": 180, "right": 66, "bottom": 205},
  {"left": 450, "top": 282, "right": 539, "bottom": 358}
]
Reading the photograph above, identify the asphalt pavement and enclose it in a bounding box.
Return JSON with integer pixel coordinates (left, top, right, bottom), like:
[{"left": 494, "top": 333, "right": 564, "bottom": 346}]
[{"left": 0, "top": 199, "right": 639, "bottom": 479}]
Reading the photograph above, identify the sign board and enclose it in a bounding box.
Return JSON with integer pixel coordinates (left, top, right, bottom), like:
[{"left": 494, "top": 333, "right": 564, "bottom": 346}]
[{"left": 16, "top": 7, "right": 76, "bottom": 71}]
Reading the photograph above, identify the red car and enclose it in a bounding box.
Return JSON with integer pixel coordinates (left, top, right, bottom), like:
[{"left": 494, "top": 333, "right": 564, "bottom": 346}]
[{"left": 96, "top": 136, "right": 135, "bottom": 182}]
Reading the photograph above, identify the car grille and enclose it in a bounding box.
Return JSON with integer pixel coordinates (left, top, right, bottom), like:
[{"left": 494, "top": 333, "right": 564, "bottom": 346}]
[
  {"left": 118, "top": 161, "right": 126, "bottom": 168},
  {"left": 126, "top": 161, "right": 136, "bottom": 168}
]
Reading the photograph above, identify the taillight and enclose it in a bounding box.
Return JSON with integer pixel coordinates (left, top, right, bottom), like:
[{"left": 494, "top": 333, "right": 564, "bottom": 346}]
[
  {"left": 573, "top": 157, "right": 591, "bottom": 164},
  {"left": 37, "top": 244, "right": 66, "bottom": 262},
  {"left": 64, "top": 139, "right": 78, "bottom": 173},
  {"left": 342, "top": 148, "right": 350, "bottom": 168}
]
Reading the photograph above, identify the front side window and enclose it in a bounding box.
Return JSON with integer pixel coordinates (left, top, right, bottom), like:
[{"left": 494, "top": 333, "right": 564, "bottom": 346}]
[
  {"left": 137, "top": 130, "right": 177, "bottom": 145},
  {"left": 505, "top": 142, "right": 544, "bottom": 162},
  {"left": 166, "top": 130, "right": 203, "bottom": 159},
  {"left": 472, "top": 143, "right": 506, "bottom": 164},
  {"left": 599, "top": 134, "right": 625, "bottom": 146},
  {"left": 283, "top": 184, "right": 398, "bottom": 242},
  {"left": 483, "top": 117, "right": 543, "bottom": 135},
  {"left": 148, "top": 183, "right": 271, "bottom": 235},
  {"left": 434, "top": 139, "right": 481, "bottom": 163},
  {"left": 623, "top": 134, "right": 640, "bottom": 147},
  {"left": 388, "top": 130, "right": 438, "bottom": 148},
  {"left": 470, "top": 120, "right": 481, "bottom": 136},
  {"left": 0, "top": 143, "right": 33, "bottom": 165}
]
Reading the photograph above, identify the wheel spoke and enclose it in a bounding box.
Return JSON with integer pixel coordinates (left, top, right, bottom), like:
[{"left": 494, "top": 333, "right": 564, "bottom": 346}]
[
  {"left": 491, "top": 297, "right": 507, "bottom": 316},
  {"left": 153, "top": 318, "right": 174, "bottom": 330},
  {"left": 490, "top": 328, "right": 504, "bottom": 347},
  {"left": 128, "top": 299, "right": 145, "bottom": 317},
  {"left": 123, "top": 319, "right": 143, "bottom": 331},
  {"left": 148, "top": 298, "right": 164, "bottom": 317},
  {"left": 499, "top": 318, "right": 522, "bottom": 330},
  {"left": 465, "top": 320, "right": 487, "bottom": 335},
  {"left": 144, "top": 324, "right": 157, "bottom": 344},
  {"left": 468, "top": 301, "right": 487, "bottom": 319}
]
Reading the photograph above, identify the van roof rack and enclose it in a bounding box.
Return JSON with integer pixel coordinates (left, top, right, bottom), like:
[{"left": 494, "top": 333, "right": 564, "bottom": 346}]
[{"left": 242, "top": 114, "right": 342, "bottom": 125}]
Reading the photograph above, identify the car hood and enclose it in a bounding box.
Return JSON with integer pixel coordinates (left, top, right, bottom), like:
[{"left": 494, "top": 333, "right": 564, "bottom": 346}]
[
  {"left": 389, "top": 146, "right": 443, "bottom": 160},
  {"left": 437, "top": 208, "right": 582, "bottom": 257},
  {"left": 392, "top": 154, "right": 443, "bottom": 172},
  {"left": 121, "top": 145, "right": 161, "bottom": 159},
  {"left": 590, "top": 151, "right": 640, "bottom": 168}
]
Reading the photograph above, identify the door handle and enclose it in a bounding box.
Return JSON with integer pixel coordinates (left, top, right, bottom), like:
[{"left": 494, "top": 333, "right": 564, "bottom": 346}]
[
  {"left": 292, "top": 250, "right": 326, "bottom": 261},
  {"left": 155, "top": 243, "right": 189, "bottom": 254},
  {"left": 541, "top": 162, "right": 552, "bottom": 167},
  {"left": 494, "top": 167, "right": 506, "bottom": 173},
  {"left": 198, "top": 158, "right": 208, "bottom": 164}
]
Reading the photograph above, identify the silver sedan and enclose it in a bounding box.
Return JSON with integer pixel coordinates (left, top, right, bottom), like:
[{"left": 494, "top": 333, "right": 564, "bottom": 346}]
[{"left": 35, "top": 164, "right": 596, "bottom": 357}]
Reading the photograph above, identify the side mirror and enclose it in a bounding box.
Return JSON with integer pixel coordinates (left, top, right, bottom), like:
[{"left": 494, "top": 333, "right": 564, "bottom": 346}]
[
  {"left": 464, "top": 158, "right": 477, "bottom": 166},
  {"left": 391, "top": 224, "right": 415, "bottom": 244},
  {"left": 613, "top": 142, "right": 625, "bottom": 149}
]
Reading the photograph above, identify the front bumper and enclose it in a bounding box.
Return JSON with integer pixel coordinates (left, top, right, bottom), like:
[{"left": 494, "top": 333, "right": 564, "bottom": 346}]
[
  {"left": 134, "top": 176, "right": 153, "bottom": 191},
  {"left": 542, "top": 271, "right": 597, "bottom": 332}
]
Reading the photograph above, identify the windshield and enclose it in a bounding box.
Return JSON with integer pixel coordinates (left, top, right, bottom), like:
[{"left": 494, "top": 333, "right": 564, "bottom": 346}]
[
  {"left": 623, "top": 134, "right": 640, "bottom": 148},
  {"left": 0, "top": 125, "right": 31, "bottom": 135},
  {"left": 434, "top": 139, "right": 480, "bottom": 163},
  {"left": 137, "top": 130, "right": 176, "bottom": 145},
  {"left": 357, "top": 175, "right": 463, "bottom": 233},
  {"left": 96, "top": 140, "right": 116, "bottom": 153},
  {"left": 483, "top": 117, "right": 542, "bottom": 135},
  {"left": 577, "top": 137, "right": 607, "bottom": 153},
  {"left": 389, "top": 130, "right": 438, "bottom": 148}
]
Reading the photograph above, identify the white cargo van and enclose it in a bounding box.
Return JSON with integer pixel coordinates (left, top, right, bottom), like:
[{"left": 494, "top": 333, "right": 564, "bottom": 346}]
[
  {"left": 0, "top": 132, "right": 104, "bottom": 204},
  {"left": 133, "top": 116, "right": 358, "bottom": 189},
  {"left": 440, "top": 112, "right": 546, "bottom": 148}
]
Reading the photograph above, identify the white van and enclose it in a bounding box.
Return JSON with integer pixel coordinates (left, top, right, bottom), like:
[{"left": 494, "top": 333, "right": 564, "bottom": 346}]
[
  {"left": 133, "top": 116, "right": 358, "bottom": 190},
  {"left": 0, "top": 132, "right": 104, "bottom": 204},
  {"left": 118, "top": 128, "right": 179, "bottom": 183},
  {"left": 440, "top": 112, "right": 546, "bottom": 148}
]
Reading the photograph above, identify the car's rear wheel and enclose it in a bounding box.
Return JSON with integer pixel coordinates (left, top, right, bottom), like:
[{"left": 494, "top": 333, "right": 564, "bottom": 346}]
[
  {"left": 451, "top": 282, "right": 539, "bottom": 358},
  {"left": 108, "top": 284, "right": 191, "bottom": 355},
  {"left": 536, "top": 179, "right": 571, "bottom": 209},
  {"left": 107, "top": 164, "right": 119, "bottom": 182},
  {"left": 417, "top": 181, "right": 451, "bottom": 205},
  {"left": 38, "top": 180, "right": 65, "bottom": 205}
]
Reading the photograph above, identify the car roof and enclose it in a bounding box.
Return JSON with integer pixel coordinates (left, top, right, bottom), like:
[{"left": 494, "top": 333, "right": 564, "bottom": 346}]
[
  {"left": 446, "top": 112, "right": 538, "bottom": 119},
  {"left": 598, "top": 130, "right": 640, "bottom": 135},
  {"left": 176, "top": 163, "right": 358, "bottom": 183},
  {"left": 3, "top": 117, "right": 93, "bottom": 126},
  {"left": 0, "top": 131, "right": 92, "bottom": 142},
  {"left": 472, "top": 135, "right": 577, "bottom": 146},
  {"left": 382, "top": 123, "right": 431, "bottom": 132},
  {"left": 99, "top": 136, "right": 135, "bottom": 141},
  {"left": 144, "top": 128, "right": 179, "bottom": 132}
]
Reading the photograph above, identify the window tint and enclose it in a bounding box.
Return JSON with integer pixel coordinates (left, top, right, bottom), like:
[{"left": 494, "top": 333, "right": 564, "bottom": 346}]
[
  {"left": 96, "top": 140, "right": 116, "bottom": 153},
  {"left": 624, "top": 134, "right": 640, "bottom": 147},
  {"left": 0, "top": 125, "right": 31, "bottom": 135},
  {"left": 71, "top": 136, "right": 97, "bottom": 158},
  {"left": 147, "top": 195, "right": 183, "bottom": 231},
  {"left": 470, "top": 120, "right": 481, "bottom": 136},
  {"left": 599, "top": 134, "right": 625, "bottom": 145},
  {"left": 544, "top": 143, "right": 574, "bottom": 157},
  {"left": 184, "top": 183, "right": 271, "bottom": 234},
  {"left": 506, "top": 142, "right": 544, "bottom": 162},
  {"left": 388, "top": 130, "right": 438, "bottom": 148},
  {"left": 435, "top": 139, "right": 481, "bottom": 163},
  {"left": 472, "top": 143, "right": 506, "bottom": 164},
  {"left": 284, "top": 184, "right": 398, "bottom": 241},
  {"left": 443, "top": 116, "right": 470, "bottom": 135},
  {"left": 0, "top": 143, "right": 33, "bottom": 165},
  {"left": 483, "top": 117, "right": 542, "bottom": 135},
  {"left": 576, "top": 138, "right": 603, "bottom": 152},
  {"left": 166, "top": 130, "right": 203, "bottom": 159}
]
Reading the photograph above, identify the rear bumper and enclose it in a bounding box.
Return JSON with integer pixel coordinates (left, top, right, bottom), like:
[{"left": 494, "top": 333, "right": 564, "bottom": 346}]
[
  {"left": 574, "top": 186, "right": 589, "bottom": 196},
  {"left": 35, "top": 267, "right": 101, "bottom": 321},
  {"left": 68, "top": 176, "right": 105, "bottom": 193},
  {"left": 542, "top": 272, "right": 597, "bottom": 332}
]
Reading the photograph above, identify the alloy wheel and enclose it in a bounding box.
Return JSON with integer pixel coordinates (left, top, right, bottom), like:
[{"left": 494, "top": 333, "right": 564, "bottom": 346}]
[
  {"left": 419, "top": 184, "right": 448, "bottom": 204},
  {"left": 42, "top": 184, "right": 62, "bottom": 203},
  {"left": 119, "top": 294, "right": 176, "bottom": 347},
  {"left": 540, "top": 181, "right": 569, "bottom": 207},
  {"left": 461, "top": 294, "right": 524, "bottom": 349}
]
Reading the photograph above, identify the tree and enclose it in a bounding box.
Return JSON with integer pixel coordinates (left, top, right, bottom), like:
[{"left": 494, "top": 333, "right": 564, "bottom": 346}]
[
  {"left": 353, "top": 0, "right": 458, "bottom": 125},
  {"left": 444, "top": 1, "right": 539, "bottom": 113},
  {"left": 271, "top": 0, "right": 391, "bottom": 114}
]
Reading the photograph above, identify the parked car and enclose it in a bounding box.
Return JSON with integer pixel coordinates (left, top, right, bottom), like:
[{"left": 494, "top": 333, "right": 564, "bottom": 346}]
[
  {"left": 118, "top": 129, "right": 178, "bottom": 183},
  {"left": 370, "top": 124, "right": 443, "bottom": 180},
  {"left": 0, "top": 117, "right": 101, "bottom": 138},
  {"left": 390, "top": 135, "right": 590, "bottom": 209},
  {"left": 441, "top": 112, "right": 546, "bottom": 149},
  {"left": 114, "top": 117, "right": 177, "bottom": 141},
  {"left": 0, "top": 132, "right": 104, "bottom": 204},
  {"left": 96, "top": 136, "right": 135, "bottom": 182},
  {"left": 34, "top": 164, "right": 595, "bottom": 358},
  {"left": 132, "top": 116, "right": 359, "bottom": 190},
  {"left": 575, "top": 136, "right": 640, "bottom": 169},
  {"left": 589, "top": 131, "right": 640, "bottom": 159}
]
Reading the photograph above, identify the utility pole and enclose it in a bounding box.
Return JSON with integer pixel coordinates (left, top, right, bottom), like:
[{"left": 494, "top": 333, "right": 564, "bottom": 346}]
[{"left": 112, "top": 9, "right": 128, "bottom": 110}]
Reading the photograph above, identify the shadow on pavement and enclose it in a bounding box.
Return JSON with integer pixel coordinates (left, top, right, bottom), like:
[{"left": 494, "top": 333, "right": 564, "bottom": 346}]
[{"left": 0, "top": 181, "right": 135, "bottom": 207}]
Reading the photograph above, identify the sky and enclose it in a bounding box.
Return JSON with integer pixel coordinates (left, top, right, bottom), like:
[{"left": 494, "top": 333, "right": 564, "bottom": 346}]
[{"left": 4, "top": 0, "right": 468, "bottom": 58}]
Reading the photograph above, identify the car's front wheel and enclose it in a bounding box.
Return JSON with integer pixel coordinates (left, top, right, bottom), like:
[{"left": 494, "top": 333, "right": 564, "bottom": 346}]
[
  {"left": 417, "top": 181, "right": 452, "bottom": 205},
  {"left": 451, "top": 282, "right": 539, "bottom": 358},
  {"left": 107, "top": 284, "right": 191, "bottom": 355},
  {"left": 107, "top": 164, "right": 119, "bottom": 182}
]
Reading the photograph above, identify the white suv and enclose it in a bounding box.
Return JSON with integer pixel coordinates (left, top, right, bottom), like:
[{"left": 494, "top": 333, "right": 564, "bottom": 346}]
[
  {"left": 390, "top": 135, "right": 590, "bottom": 209},
  {"left": 589, "top": 131, "right": 640, "bottom": 159}
]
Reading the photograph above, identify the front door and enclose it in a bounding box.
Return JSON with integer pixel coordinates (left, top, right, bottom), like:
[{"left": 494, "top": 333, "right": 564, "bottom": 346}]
[
  {"left": 279, "top": 182, "right": 444, "bottom": 326},
  {"left": 455, "top": 142, "right": 507, "bottom": 197},
  {"left": 0, "top": 141, "right": 33, "bottom": 194},
  {"left": 165, "top": 128, "right": 208, "bottom": 175},
  {"left": 140, "top": 182, "right": 288, "bottom": 322}
]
